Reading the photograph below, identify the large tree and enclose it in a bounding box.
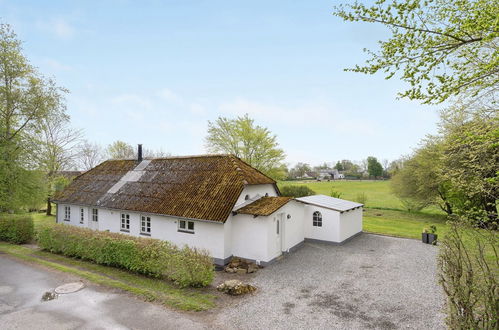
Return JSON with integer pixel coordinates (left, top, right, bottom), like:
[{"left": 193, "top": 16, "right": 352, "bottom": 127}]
[
  {"left": 334, "top": 0, "right": 499, "bottom": 104},
  {"left": 0, "top": 23, "right": 66, "bottom": 211},
  {"left": 205, "top": 114, "right": 286, "bottom": 180},
  {"left": 367, "top": 156, "right": 383, "bottom": 178},
  {"left": 78, "top": 140, "right": 104, "bottom": 170},
  {"left": 34, "top": 114, "right": 83, "bottom": 215},
  {"left": 106, "top": 141, "right": 135, "bottom": 159}
]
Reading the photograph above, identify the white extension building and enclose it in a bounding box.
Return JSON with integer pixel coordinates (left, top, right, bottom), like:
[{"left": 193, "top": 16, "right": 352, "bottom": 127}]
[{"left": 54, "top": 150, "right": 363, "bottom": 265}]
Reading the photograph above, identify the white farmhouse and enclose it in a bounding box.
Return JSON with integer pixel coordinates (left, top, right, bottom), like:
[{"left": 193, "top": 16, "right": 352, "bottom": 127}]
[{"left": 54, "top": 149, "right": 363, "bottom": 266}]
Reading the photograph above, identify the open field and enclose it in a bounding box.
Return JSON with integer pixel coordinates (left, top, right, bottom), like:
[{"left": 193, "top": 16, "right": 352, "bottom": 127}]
[{"left": 278, "top": 180, "right": 443, "bottom": 214}]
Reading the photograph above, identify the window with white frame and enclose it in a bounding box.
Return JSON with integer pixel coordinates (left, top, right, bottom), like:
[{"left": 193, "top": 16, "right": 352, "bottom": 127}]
[
  {"left": 313, "top": 211, "right": 322, "bottom": 227},
  {"left": 80, "top": 208, "right": 84, "bottom": 224},
  {"left": 140, "top": 215, "right": 151, "bottom": 235},
  {"left": 178, "top": 219, "right": 194, "bottom": 233},
  {"left": 92, "top": 209, "right": 98, "bottom": 222},
  {"left": 64, "top": 206, "right": 71, "bottom": 221},
  {"left": 120, "top": 213, "right": 130, "bottom": 231}
]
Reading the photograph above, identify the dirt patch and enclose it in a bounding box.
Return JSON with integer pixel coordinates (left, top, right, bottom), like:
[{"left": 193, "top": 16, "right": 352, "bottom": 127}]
[{"left": 283, "top": 302, "right": 296, "bottom": 314}]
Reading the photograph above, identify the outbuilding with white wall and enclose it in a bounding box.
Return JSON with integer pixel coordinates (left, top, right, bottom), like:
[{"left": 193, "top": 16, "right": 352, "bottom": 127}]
[{"left": 296, "top": 195, "right": 363, "bottom": 244}]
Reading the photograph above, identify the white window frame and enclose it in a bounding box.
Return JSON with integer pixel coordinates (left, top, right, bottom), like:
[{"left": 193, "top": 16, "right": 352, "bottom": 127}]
[
  {"left": 313, "top": 211, "right": 322, "bottom": 227},
  {"left": 80, "top": 208, "right": 84, "bottom": 224},
  {"left": 140, "top": 215, "right": 151, "bottom": 235},
  {"left": 64, "top": 206, "right": 71, "bottom": 221},
  {"left": 92, "top": 209, "right": 98, "bottom": 222},
  {"left": 178, "top": 219, "right": 194, "bottom": 234},
  {"left": 120, "top": 213, "right": 130, "bottom": 232}
]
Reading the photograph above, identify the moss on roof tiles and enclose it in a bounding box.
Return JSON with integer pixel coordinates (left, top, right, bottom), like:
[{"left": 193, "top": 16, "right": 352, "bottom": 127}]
[
  {"left": 53, "top": 155, "right": 275, "bottom": 222},
  {"left": 236, "top": 197, "right": 292, "bottom": 216}
]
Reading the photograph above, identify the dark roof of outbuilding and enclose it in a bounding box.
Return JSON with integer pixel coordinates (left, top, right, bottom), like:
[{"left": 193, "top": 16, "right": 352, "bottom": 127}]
[
  {"left": 235, "top": 196, "right": 292, "bottom": 216},
  {"left": 53, "top": 155, "right": 275, "bottom": 222}
]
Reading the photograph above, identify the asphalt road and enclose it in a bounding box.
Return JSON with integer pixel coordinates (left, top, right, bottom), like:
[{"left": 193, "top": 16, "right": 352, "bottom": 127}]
[
  {"left": 0, "top": 255, "right": 207, "bottom": 330},
  {"left": 0, "top": 233, "right": 446, "bottom": 330}
]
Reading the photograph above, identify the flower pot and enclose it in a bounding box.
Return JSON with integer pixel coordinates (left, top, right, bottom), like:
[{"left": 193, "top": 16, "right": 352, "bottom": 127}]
[
  {"left": 428, "top": 233, "right": 438, "bottom": 245},
  {"left": 422, "top": 233, "right": 429, "bottom": 244}
]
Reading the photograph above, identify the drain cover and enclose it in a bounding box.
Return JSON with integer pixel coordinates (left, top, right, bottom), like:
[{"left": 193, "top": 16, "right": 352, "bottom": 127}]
[{"left": 54, "top": 282, "right": 85, "bottom": 294}]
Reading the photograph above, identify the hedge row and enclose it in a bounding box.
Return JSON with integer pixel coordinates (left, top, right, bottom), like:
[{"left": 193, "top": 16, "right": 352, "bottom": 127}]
[
  {"left": 36, "top": 224, "right": 214, "bottom": 287},
  {"left": 0, "top": 215, "right": 34, "bottom": 244}
]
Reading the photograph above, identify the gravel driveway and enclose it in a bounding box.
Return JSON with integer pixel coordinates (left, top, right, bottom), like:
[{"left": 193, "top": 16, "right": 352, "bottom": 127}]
[{"left": 214, "top": 233, "right": 446, "bottom": 329}]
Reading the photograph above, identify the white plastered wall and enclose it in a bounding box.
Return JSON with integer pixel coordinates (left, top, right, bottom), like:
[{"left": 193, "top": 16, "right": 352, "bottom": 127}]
[
  {"left": 234, "top": 184, "right": 278, "bottom": 206},
  {"left": 229, "top": 213, "right": 271, "bottom": 263},
  {"left": 57, "top": 204, "right": 225, "bottom": 261},
  {"left": 338, "top": 207, "right": 363, "bottom": 242},
  {"left": 303, "top": 205, "right": 341, "bottom": 243}
]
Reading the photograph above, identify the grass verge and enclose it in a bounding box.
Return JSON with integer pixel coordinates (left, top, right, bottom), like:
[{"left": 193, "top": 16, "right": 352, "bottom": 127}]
[
  {"left": 0, "top": 242, "right": 215, "bottom": 311},
  {"left": 363, "top": 208, "right": 449, "bottom": 239}
]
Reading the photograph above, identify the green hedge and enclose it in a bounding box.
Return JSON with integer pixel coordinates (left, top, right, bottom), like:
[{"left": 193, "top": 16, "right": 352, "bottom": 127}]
[
  {"left": 36, "top": 224, "right": 214, "bottom": 287},
  {"left": 0, "top": 215, "right": 34, "bottom": 244},
  {"left": 280, "top": 185, "right": 316, "bottom": 197}
]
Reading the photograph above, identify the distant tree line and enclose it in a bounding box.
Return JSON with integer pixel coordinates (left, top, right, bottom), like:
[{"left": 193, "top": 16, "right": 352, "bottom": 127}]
[{"left": 284, "top": 156, "right": 392, "bottom": 181}]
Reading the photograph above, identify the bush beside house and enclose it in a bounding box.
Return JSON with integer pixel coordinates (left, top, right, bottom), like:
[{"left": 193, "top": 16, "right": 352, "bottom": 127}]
[
  {"left": 37, "top": 224, "right": 214, "bottom": 287},
  {"left": 0, "top": 215, "right": 34, "bottom": 244}
]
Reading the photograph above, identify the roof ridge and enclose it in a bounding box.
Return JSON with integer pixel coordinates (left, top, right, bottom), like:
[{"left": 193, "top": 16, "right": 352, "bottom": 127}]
[
  {"left": 227, "top": 155, "right": 247, "bottom": 186},
  {"left": 229, "top": 156, "right": 276, "bottom": 184}
]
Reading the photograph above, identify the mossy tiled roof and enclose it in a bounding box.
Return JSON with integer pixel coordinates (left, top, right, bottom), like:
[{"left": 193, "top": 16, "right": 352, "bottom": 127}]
[
  {"left": 53, "top": 155, "right": 275, "bottom": 222},
  {"left": 236, "top": 197, "right": 292, "bottom": 216}
]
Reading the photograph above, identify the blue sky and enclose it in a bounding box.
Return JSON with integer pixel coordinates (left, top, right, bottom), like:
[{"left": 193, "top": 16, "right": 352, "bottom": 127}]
[{"left": 1, "top": 0, "right": 441, "bottom": 166}]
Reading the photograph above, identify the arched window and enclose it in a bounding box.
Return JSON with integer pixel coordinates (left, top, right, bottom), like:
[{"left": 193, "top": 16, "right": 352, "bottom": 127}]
[
  {"left": 313, "top": 211, "right": 322, "bottom": 227},
  {"left": 245, "top": 194, "right": 250, "bottom": 200}
]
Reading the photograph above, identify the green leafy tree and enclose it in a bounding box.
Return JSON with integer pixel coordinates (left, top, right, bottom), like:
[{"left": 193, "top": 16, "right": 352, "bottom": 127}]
[
  {"left": 367, "top": 156, "right": 383, "bottom": 178},
  {"left": 440, "top": 109, "right": 498, "bottom": 226},
  {"left": 334, "top": 0, "right": 499, "bottom": 104},
  {"left": 205, "top": 114, "right": 286, "bottom": 179},
  {"left": 334, "top": 161, "right": 344, "bottom": 171},
  {"left": 0, "top": 23, "right": 66, "bottom": 212},
  {"left": 106, "top": 141, "right": 134, "bottom": 159}
]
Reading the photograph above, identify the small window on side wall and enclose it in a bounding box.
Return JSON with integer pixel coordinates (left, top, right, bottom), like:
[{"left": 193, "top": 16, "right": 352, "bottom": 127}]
[
  {"left": 64, "top": 206, "right": 71, "bottom": 221},
  {"left": 313, "top": 211, "right": 322, "bottom": 227},
  {"left": 120, "top": 213, "right": 130, "bottom": 232},
  {"left": 92, "top": 209, "right": 98, "bottom": 222},
  {"left": 80, "top": 208, "right": 84, "bottom": 224},
  {"left": 178, "top": 220, "right": 195, "bottom": 233}
]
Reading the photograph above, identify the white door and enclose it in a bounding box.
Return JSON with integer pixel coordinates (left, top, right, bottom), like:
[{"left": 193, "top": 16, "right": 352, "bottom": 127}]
[{"left": 275, "top": 216, "right": 281, "bottom": 254}]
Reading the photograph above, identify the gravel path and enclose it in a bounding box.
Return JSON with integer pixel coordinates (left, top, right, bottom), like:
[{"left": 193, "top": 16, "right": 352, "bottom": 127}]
[{"left": 213, "top": 233, "right": 446, "bottom": 329}]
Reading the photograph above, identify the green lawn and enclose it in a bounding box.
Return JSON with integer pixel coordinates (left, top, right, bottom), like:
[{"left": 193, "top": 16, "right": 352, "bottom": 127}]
[
  {"left": 363, "top": 208, "right": 449, "bottom": 239},
  {"left": 0, "top": 242, "right": 215, "bottom": 311}
]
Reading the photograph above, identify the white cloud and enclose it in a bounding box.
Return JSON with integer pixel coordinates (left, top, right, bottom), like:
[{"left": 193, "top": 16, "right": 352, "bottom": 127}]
[
  {"left": 43, "top": 58, "right": 72, "bottom": 72},
  {"left": 218, "top": 98, "right": 377, "bottom": 135},
  {"left": 157, "top": 88, "right": 182, "bottom": 104},
  {"left": 37, "top": 18, "right": 75, "bottom": 39},
  {"left": 110, "top": 94, "right": 153, "bottom": 110}
]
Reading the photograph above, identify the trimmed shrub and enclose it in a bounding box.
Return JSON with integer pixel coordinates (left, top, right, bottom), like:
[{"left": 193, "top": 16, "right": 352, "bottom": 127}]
[
  {"left": 0, "top": 215, "right": 34, "bottom": 244},
  {"left": 280, "top": 185, "right": 316, "bottom": 197},
  {"left": 36, "top": 224, "right": 214, "bottom": 287}
]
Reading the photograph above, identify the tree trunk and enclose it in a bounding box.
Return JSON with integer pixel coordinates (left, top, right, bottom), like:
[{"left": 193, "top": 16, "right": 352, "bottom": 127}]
[{"left": 46, "top": 197, "right": 51, "bottom": 216}]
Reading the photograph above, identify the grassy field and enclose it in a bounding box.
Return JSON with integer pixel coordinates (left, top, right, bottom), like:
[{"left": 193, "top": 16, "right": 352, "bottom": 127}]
[
  {"left": 279, "top": 180, "right": 448, "bottom": 239},
  {"left": 279, "top": 180, "right": 401, "bottom": 209}
]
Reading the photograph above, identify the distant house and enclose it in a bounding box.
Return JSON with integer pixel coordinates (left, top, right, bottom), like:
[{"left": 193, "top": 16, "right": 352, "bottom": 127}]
[
  {"left": 317, "top": 169, "right": 344, "bottom": 180},
  {"left": 54, "top": 146, "right": 362, "bottom": 265}
]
